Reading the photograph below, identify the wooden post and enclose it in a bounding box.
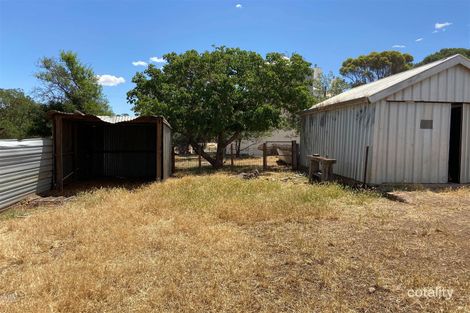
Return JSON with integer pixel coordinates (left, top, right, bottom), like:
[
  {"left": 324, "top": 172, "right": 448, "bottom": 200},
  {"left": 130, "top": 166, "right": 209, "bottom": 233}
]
[
  {"left": 363, "top": 146, "right": 369, "bottom": 187},
  {"left": 156, "top": 119, "right": 163, "bottom": 180},
  {"left": 308, "top": 159, "right": 314, "bottom": 183},
  {"left": 198, "top": 153, "right": 202, "bottom": 169},
  {"left": 54, "top": 116, "right": 64, "bottom": 192},
  {"left": 171, "top": 146, "right": 176, "bottom": 174},
  {"left": 262, "top": 142, "right": 267, "bottom": 171},
  {"left": 73, "top": 123, "right": 78, "bottom": 179},
  {"left": 291, "top": 140, "right": 298, "bottom": 170},
  {"left": 230, "top": 143, "right": 234, "bottom": 168}
]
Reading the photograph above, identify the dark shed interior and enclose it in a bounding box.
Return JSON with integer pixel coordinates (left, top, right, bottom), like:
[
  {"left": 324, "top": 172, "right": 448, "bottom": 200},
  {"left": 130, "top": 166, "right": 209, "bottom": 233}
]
[{"left": 49, "top": 111, "right": 172, "bottom": 191}]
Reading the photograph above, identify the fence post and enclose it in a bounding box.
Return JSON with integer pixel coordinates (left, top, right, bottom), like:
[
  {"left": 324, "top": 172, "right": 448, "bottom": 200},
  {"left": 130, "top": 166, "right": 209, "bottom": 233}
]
[
  {"left": 171, "top": 147, "right": 176, "bottom": 174},
  {"left": 291, "top": 140, "right": 298, "bottom": 170},
  {"left": 230, "top": 143, "right": 234, "bottom": 168},
  {"left": 198, "top": 153, "right": 202, "bottom": 169},
  {"left": 363, "top": 146, "right": 369, "bottom": 187},
  {"left": 262, "top": 142, "right": 267, "bottom": 171}
]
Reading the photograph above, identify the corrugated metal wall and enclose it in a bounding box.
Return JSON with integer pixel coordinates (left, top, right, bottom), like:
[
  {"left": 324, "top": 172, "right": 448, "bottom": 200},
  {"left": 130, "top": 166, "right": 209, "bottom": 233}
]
[
  {"left": 0, "top": 138, "right": 53, "bottom": 210},
  {"left": 373, "top": 64, "right": 470, "bottom": 184},
  {"left": 162, "top": 124, "right": 172, "bottom": 179},
  {"left": 300, "top": 103, "right": 375, "bottom": 182},
  {"left": 371, "top": 101, "right": 451, "bottom": 184},
  {"left": 461, "top": 104, "right": 470, "bottom": 183},
  {"left": 387, "top": 65, "right": 470, "bottom": 102},
  {"left": 101, "top": 124, "right": 156, "bottom": 178}
]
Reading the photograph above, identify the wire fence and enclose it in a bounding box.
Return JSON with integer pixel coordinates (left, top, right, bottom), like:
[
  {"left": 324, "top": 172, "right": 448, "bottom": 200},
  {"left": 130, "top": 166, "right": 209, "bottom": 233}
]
[{"left": 174, "top": 141, "right": 298, "bottom": 173}]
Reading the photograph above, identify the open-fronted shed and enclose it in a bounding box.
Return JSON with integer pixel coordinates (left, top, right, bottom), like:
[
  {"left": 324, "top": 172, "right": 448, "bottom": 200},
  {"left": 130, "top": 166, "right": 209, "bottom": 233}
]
[
  {"left": 300, "top": 54, "right": 470, "bottom": 184},
  {"left": 49, "top": 111, "right": 172, "bottom": 190}
]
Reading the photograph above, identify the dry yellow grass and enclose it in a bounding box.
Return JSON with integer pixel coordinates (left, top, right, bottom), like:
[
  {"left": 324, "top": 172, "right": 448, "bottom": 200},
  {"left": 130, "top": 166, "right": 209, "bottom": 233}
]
[{"left": 0, "top": 173, "right": 469, "bottom": 312}]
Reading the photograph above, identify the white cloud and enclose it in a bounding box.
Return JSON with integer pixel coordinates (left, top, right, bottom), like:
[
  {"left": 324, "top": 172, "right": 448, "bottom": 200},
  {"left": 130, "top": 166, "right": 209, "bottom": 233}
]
[
  {"left": 132, "top": 60, "right": 148, "bottom": 66},
  {"left": 415, "top": 38, "right": 424, "bottom": 42},
  {"left": 150, "top": 56, "right": 166, "bottom": 63},
  {"left": 392, "top": 44, "right": 406, "bottom": 48},
  {"left": 96, "top": 75, "right": 125, "bottom": 86},
  {"left": 235, "top": 4, "right": 242, "bottom": 8},
  {"left": 435, "top": 22, "right": 452, "bottom": 30}
]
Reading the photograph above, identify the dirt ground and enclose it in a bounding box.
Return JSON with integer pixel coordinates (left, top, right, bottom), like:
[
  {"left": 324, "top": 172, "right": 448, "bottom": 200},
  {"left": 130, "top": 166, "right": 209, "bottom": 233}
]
[{"left": 0, "top": 172, "right": 469, "bottom": 312}]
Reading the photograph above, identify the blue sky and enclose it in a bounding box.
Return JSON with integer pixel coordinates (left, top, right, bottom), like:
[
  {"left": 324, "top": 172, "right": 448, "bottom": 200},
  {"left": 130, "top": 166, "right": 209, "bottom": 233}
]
[{"left": 0, "top": 0, "right": 469, "bottom": 114}]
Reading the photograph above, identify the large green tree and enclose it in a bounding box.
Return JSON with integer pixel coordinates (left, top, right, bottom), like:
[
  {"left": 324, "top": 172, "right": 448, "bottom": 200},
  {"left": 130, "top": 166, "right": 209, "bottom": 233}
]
[
  {"left": 416, "top": 48, "right": 470, "bottom": 66},
  {"left": 340, "top": 51, "right": 414, "bottom": 87},
  {"left": 35, "top": 51, "right": 112, "bottom": 115},
  {"left": 0, "top": 89, "right": 49, "bottom": 139},
  {"left": 128, "top": 46, "right": 313, "bottom": 168}
]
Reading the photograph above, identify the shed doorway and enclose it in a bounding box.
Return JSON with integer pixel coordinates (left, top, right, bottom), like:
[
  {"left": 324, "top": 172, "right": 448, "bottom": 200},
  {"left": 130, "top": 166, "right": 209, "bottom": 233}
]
[
  {"left": 448, "top": 104, "right": 462, "bottom": 183},
  {"left": 49, "top": 111, "right": 172, "bottom": 192}
]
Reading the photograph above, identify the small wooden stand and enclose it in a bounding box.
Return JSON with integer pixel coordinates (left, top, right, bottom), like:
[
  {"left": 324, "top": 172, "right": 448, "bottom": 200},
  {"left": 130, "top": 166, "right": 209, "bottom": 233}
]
[{"left": 307, "top": 155, "right": 336, "bottom": 182}]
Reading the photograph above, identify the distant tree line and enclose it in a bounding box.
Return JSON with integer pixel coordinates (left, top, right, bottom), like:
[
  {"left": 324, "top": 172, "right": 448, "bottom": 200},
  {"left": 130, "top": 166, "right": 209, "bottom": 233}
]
[{"left": 0, "top": 51, "right": 111, "bottom": 139}]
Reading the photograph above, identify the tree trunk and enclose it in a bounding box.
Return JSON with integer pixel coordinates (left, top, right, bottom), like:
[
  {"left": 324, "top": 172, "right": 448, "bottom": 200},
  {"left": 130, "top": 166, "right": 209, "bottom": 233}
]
[
  {"left": 235, "top": 138, "right": 241, "bottom": 157},
  {"left": 190, "top": 132, "right": 239, "bottom": 169},
  {"left": 214, "top": 144, "right": 225, "bottom": 169}
]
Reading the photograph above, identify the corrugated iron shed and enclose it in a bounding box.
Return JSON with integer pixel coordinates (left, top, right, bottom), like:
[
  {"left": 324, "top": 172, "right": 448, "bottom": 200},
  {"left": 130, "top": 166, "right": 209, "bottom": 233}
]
[
  {"left": 49, "top": 111, "right": 172, "bottom": 191},
  {"left": 300, "top": 54, "right": 470, "bottom": 184}
]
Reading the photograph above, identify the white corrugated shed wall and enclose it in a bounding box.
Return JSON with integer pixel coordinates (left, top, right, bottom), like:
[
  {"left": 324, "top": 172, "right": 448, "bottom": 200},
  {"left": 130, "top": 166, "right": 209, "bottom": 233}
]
[
  {"left": 371, "top": 101, "right": 450, "bottom": 184},
  {"left": 371, "top": 63, "right": 470, "bottom": 184},
  {"left": 387, "top": 64, "right": 470, "bottom": 102},
  {"left": 461, "top": 104, "right": 470, "bottom": 183},
  {"left": 0, "top": 138, "right": 53, "bottom": 210},
  {"left": 300, "top": 103, "right": 375, "bottom": 182}
]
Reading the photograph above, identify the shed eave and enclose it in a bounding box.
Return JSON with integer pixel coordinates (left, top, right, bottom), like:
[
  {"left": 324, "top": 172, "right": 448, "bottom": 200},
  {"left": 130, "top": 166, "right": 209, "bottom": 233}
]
[{"left": 301, "top": 97, "right": 370, "bottom": 115}]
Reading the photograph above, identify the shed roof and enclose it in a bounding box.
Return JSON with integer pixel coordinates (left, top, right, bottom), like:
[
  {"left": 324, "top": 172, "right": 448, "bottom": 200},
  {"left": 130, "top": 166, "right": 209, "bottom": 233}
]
[
  {"left": 47, "top": 110, "right": 171, "bottom": 128},
  {"left": 96, "top": 115, "right": 138, "bottom": 123},
  {"left": 304, "top": 54, "right": 470, "bottom": 113}
]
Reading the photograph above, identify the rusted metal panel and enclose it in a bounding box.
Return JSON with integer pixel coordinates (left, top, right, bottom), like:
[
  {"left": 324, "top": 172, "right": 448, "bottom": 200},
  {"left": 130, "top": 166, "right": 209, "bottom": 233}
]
[
  {"left": 101, "top": 124, "right": 157, "bottom": 178},
  {"left": 371, "top": 101, "right": 451, "bottom": 184},
  {"left": 461, "top": 104, "right": 470, "bottom": 183},
  {"left": 0, "top": 138, "right": 53, "bottom": 210},
  {"left": 300, "top": 103, "right": 375, "bottom": 182},
  {"left": 50, "top": 113, "right": 171, "bottom": 184},
  {"left": 156, "top": 119, "right": 163, "bottom": 180}
]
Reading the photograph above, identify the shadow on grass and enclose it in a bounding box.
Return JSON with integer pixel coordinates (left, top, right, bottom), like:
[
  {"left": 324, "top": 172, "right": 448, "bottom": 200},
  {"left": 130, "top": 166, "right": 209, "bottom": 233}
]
[
  {"left": 45, "top": 178, "right": 152, "bottom": 197},
  {"left": 173, "top": 164, "right": 293, "bottom": 178}
]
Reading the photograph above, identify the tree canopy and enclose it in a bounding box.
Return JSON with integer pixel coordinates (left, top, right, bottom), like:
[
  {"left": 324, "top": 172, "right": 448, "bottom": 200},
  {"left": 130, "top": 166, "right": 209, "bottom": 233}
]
[
  {"left": 35, "top": 51, "right": 112, "bottom": 115},
  {"left": 0, "top": 89, "right": 49, "bottom": 139},
  {"left": 128, "top": 46, "right": 313, "bottom": 168},
  {"left": 339, "top": 51, "right": 414, "bottom": 87},
  {"left": 311, "top": 71, "right": 349, "bottom": 101},
  {"left": 416, "top": 48, "right": 470, "bottom": 66}
]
